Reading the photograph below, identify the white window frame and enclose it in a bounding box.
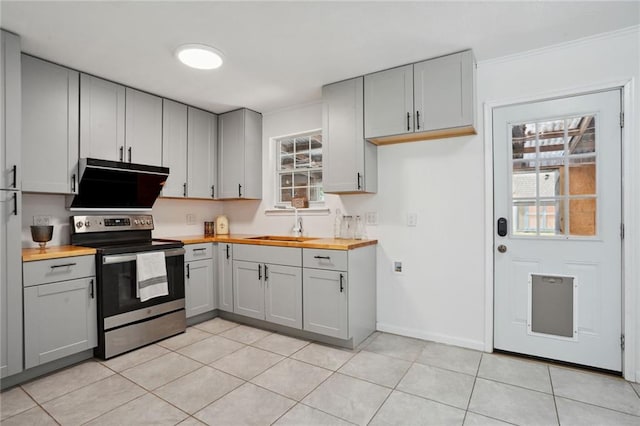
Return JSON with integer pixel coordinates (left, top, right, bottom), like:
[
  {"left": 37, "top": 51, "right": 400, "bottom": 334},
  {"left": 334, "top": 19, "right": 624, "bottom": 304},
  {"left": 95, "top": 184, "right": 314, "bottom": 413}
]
[{"left": 273, "top": 129, "right": 324, "bottom": 209}]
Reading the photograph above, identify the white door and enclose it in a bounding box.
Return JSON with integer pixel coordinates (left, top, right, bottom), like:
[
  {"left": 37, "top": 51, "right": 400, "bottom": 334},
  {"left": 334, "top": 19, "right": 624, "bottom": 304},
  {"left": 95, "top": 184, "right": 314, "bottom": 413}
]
[{"left": 493, "top": 90, "right": 622, "bottom": 371}]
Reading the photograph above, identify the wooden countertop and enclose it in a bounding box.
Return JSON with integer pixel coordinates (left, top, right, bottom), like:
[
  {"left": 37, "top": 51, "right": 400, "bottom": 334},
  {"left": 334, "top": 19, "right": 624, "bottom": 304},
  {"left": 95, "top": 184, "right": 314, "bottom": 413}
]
[
  {"left": 22, "top": 245, "right": 97, "bottom": 262},
  {"left": 163, "top": 234, "right": 377, "bottom": 250}
]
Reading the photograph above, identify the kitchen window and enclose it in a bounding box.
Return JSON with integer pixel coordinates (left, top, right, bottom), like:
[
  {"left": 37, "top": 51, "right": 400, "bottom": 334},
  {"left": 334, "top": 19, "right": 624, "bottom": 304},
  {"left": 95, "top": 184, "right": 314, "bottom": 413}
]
[{"left": 275, "top": 131, "right": 324, "bottom": 206}]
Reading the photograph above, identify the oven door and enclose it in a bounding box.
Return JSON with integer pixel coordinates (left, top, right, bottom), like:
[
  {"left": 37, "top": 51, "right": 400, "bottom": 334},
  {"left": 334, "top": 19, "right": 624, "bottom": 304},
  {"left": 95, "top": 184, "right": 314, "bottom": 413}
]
[{"left": 99, "top": 248, "right": 185, "bottom": 322}]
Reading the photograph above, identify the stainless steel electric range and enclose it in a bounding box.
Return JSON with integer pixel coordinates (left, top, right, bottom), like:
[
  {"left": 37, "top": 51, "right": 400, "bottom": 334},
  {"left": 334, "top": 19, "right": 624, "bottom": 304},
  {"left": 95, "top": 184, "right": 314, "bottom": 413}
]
[{"left": 71, "top": 214, "right": 185, "bottom": 359}]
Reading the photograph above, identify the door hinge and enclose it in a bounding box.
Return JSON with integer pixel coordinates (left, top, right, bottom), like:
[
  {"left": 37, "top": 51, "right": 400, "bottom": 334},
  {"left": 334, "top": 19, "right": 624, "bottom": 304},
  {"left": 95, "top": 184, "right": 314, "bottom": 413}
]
[
  {"left": 621, "top": 223, "right": 625, "bottom": 240},
  {"left": 621, "top": 334, "right": 625, "bottom": 350},
  {"left": 620, "top": 112, "right": 624, "bottom": 128}
]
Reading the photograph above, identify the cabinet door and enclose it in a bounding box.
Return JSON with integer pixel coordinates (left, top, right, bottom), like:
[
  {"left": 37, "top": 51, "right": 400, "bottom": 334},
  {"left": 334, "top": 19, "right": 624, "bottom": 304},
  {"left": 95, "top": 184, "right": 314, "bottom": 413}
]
[
  {"left": 218, "top": 243, "right": 234, "bottom": 312},
  {"left": 22, "top": 55, "right": 79, "bottom": 194},
  {"left": 414, "top": 50, "right": 474, "bottom": 132},
  {"left": 80, "top": 74, "right": 125, "bottom": 161},
  {"left": 24, "top": 277, "right": 97, "bottom": 369},
  {"left": 1, "top": 190, "right": 22, "bottom": 378},
  {"left": 233, "top": 260, "right": 264, "bottom": 320},
  {"left": 242, "top": 109, "right": 262, "bottom": 199},
  {"left": 264, "top": 264, "right": 302, "bottom": 329},
  {"left": 187, "top": 107, "right": 217, "bottom": 198},
  {"left": 218, "top": 109, "right": 245, "bottom": 199},
  {"left": 323, "top": 77, "right": 366, "bottom": 193},
  {"left": 303, "top": 269, "right": 348, "bottom": 339},
  {"left": 125, "top": 88, "right": 162, "bottom": 166},
  {"left": 1, "top": 30, "right": 21, "bottom": 191},
  {"left": 162, "top": 99, "right": 188, "bottom": 197},
  {"left": 185, "top": 258, "right": 214, "bottom": 318},
  {"left": 364, "top": 64, "right": 413, "bottom": 139}
]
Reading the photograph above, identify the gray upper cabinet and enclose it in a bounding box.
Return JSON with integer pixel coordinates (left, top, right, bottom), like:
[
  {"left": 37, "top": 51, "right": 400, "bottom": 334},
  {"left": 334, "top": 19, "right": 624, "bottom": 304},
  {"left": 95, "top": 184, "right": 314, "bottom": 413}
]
[
  {"left": 1, "top": 30, "right": 21, "bottom": 192},
  {"left": 322, "top": 77, "right": 377, "bottom": 193},
  {"left": 81, "top": 74, "right": 163, "bottom": 165},
  {"left": 1, "top": 30, "right": 22, "bottom": 379},
  {"left": 364, "top": 64, "right": 414, "bottom": 139},
  {"left": 22, "top": 55, "right": 79, "bottom": 194},
  {"left": 80, "top": 74, "right": 125, "bottom": 161},
  {"left": 218, "top": 108, "right": 262, "bottom": 199},
  {"left": 187, "top": 107, "right": 218, "bottom": 199},
  {"left": 414, "top": 50, "right": 475, "bottom": 132},
  {"left": 161, "top": 99, "right": 188, "bottom": 197},
  {"left": 364, "top": 50, "right": 476, "bottom": 145},
  {"left": 218, "top": 243, "right": 234, "bottom": 312},
  {"left": 125, "top": 88, "right": 162, "bottom": 166}
]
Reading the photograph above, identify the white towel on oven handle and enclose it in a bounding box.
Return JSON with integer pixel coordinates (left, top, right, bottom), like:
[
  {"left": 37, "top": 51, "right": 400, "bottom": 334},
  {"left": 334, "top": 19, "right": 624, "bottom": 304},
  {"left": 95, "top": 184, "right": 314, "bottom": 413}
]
[{"left": 136, "top": 251, "right": 169, "bottom": 302}]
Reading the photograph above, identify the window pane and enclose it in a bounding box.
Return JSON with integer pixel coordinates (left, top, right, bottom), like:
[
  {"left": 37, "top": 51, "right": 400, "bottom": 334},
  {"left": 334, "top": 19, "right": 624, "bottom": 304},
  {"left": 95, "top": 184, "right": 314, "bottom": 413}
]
[
  {"left": 280, "top": 189, "right": 292, "bottom": 202},
  {"left": 293, "top": 187, "right": 308, "bottom": 199},
  {"left": 280, "top": 155, "right": 294, "bottom": 170},
  {"left": 539, "top": 201, "right": 561, "bottom": 236},
  {"left": 280, "top": 173, "right": 293, "bottom": 188},
  {"left": 568, "top": 158, "right": 596, "bottom": 196},
  {"left": 310, "top": 135, "right": 322, "bottom": 149},
  {"left": 512, "top": 171, "right": 537, "bottom": 199},
  {"left": 310, "top": 149, "right": 322, "bottom": 168},
  {"left": 568, "top": 197, "right": 596, "bottom": 236},
  {"left": 280, "top": 139, "right": 294, "bottom": 155},
  {"left": 568, "top": 116, "right": 595, "bottom": 155},
  {"left": 310, "top": 171, "right": 322, "bottom": 185},
  {"left": 293, "top": 172, "right": 308, "bottom": 186},
  {"left": 512, "top": 201, "right": 537, "bottom": 235},
  {"left": 309, "top": 186, "right": 324, "bottom": 202}
]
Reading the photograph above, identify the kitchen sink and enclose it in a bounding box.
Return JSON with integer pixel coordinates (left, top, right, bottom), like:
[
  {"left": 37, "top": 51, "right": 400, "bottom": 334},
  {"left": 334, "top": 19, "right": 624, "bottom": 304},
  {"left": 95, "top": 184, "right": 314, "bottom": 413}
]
[{"left": 247, "top": 235, "right": 317, "bottom": 242}]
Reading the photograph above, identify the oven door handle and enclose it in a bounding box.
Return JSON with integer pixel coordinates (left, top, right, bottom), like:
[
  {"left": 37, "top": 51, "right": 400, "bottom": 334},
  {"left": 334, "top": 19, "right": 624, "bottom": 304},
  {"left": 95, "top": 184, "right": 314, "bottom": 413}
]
[{"left": 102, "top": 248, "right": 185, "bottom": 265}]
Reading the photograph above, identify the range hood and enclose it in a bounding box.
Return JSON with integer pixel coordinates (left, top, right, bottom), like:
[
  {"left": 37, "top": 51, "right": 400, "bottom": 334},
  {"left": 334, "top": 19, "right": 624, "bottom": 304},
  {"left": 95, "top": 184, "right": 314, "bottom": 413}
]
[{"left": 69, "top": 158, "right": 169, "bottom": 211}]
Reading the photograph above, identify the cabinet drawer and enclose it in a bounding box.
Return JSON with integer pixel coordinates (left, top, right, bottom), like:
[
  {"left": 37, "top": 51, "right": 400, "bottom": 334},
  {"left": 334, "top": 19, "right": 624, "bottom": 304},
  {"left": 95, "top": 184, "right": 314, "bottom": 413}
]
[
  {"left": 24, "top": 255, "right": 96, "bottom": 287},
  {"left": 303, "top": 249, "right": 347, "bottom": 271},
  {"left": 185, "top": 243, "right": 212, "bottom": 262},
  {"left": 233, "top": 244, "right": 301, "bottom": 267}
]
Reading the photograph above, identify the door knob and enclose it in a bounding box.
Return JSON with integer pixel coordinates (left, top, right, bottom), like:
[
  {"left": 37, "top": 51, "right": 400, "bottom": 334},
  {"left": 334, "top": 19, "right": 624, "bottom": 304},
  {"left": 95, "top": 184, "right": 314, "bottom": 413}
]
[{"left": 497, "top": 245, "right": 507, "bottom": 253}]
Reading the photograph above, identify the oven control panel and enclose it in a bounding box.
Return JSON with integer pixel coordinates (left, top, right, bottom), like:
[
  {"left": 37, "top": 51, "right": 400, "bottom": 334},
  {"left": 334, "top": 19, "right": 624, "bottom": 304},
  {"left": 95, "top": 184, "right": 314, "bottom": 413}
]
[{"left": 71, "top": 215, "right": 154, "bottom": 233}]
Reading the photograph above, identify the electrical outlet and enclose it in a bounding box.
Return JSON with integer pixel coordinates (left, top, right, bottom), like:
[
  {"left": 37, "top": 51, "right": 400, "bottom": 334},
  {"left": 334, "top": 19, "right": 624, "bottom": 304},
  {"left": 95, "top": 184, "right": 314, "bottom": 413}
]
[
  {"left": 393, "top": 261, "right": 403, "bottom": 274},
  {"left": 186, "top": 213, "right": 196, "bottom": 225},
  {"left": 365, "top": 211, "right": 378, "bottom": 226},
  {"left": 33, "top": 215, "right": 51, "bottom": 226},
  {"left": 407, "top": 212, "right": 418, "bottom": 227}
]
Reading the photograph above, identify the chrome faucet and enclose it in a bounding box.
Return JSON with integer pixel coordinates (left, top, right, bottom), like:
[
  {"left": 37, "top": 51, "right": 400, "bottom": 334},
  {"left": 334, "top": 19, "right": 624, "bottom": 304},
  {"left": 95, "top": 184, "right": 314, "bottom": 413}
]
[{"left": 292, "top": 208, "right": 303, "bottom": 237}]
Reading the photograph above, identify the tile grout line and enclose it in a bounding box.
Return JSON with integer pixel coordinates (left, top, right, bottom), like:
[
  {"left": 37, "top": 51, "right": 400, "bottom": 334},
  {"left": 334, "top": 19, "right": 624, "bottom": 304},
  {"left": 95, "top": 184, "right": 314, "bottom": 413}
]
[
  {"left": 461, "top": 350, "right": 484, "bottom": 424},
  {"left": 548, "top": 365, "right": 561, "bottom": 425}
]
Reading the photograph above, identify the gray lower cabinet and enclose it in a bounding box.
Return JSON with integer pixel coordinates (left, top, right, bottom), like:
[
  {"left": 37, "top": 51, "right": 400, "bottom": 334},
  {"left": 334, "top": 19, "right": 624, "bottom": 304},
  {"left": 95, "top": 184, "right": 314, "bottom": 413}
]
[
  {"left": 184, "top": 243, "right": 215, "bottom": 318},
  {"left": 21, "top": 54, "right": 79, "bottom": 194},
  {"left": 303, "top": 268, "right": 348, "bottom": 339},
  {"left": 218, "top": 243, "right": 234, "bottom": 312},
  {"left": 302, "top": 246, "right": 376, "bottom": 345},
  {"left": 23, "top": 256, "right": 97, "bottom": 369},
  {"left": 232, "top": 244, "right": 302, "bottom": 328}
]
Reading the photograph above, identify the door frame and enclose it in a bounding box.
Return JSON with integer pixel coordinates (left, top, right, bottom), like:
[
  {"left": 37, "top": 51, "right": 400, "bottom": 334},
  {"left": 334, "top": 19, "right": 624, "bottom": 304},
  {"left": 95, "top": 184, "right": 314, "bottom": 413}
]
[{"left": 483, "top": 79, "right": 637, "bottom": 381}]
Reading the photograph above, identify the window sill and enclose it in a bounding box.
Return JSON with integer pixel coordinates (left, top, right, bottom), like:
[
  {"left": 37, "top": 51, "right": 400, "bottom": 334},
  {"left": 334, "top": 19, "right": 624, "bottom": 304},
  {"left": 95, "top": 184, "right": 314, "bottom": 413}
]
[{"left": 264, "top": 207, "right": 331, "bottom": 216}]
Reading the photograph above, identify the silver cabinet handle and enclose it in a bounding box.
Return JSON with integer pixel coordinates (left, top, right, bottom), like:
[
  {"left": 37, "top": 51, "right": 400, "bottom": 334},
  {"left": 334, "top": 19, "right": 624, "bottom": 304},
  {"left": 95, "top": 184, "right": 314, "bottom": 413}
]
[{"left": 103, "top": 248, "right": 185, "bottom": 264}]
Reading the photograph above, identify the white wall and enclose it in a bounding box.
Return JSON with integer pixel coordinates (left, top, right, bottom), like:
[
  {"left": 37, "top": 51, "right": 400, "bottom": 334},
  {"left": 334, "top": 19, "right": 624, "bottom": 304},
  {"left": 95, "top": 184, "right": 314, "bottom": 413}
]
[{"left": 21, "top": 194, "right": 223, "bottom": 246}]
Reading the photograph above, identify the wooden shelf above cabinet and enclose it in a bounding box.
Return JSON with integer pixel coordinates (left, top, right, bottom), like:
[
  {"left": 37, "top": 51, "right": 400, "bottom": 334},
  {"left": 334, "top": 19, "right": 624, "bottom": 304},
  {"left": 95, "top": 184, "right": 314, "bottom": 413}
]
[{"left": 367, "top": 124, "right": 476, "bottom": 146}]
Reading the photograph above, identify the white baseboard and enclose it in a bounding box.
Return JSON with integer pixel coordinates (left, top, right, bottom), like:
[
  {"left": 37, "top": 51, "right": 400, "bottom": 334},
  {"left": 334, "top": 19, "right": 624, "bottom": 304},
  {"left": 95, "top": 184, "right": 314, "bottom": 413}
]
[{"left": 376, "top": 322, "right": 486, "bottom": 352}]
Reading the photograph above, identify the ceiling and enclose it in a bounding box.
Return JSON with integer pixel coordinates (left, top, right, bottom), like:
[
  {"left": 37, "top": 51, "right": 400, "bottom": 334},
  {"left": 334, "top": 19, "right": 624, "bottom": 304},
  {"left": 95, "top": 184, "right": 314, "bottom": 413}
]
[{"left": 2, "top": 1, "right": 638, "bottom": 114}]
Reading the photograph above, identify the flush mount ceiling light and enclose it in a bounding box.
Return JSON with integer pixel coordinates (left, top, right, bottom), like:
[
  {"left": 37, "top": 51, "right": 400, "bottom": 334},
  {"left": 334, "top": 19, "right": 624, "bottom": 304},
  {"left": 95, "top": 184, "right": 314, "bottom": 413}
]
[{"left": 175, "top": 44, "right": 224, "bottom": 70}]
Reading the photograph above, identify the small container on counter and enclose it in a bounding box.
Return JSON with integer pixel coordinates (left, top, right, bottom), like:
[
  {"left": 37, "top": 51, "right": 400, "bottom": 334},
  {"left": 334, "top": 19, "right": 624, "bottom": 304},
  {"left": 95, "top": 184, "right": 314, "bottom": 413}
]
[{"left": 204, "top": 221, "right": 215, "bottom": 236}]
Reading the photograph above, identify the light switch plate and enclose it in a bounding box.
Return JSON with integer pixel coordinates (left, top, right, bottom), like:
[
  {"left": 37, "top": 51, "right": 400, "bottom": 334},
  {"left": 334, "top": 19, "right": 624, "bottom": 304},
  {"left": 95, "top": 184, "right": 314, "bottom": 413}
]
[
  {"left": 407, "top": 212, "right": 417, "bottom": 227},
  {"left": 33, "top": 215, "right": 51, "bottom": 226},
  {"left": 365, "top": 212, "right": 378, "bottom": 226}
]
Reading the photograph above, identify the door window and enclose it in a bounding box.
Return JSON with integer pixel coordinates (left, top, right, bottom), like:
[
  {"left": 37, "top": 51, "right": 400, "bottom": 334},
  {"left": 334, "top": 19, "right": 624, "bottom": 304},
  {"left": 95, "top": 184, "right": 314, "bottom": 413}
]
[{"left": 511, "top": 115, "right": 597, "bottom": 237}]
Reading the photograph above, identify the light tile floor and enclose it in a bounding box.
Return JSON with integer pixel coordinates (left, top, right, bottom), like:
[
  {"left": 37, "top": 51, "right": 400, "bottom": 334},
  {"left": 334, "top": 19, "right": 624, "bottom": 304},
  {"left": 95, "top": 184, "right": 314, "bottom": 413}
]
[{"left": 1, "top": 318, "right": 639, "bottom": 425}]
